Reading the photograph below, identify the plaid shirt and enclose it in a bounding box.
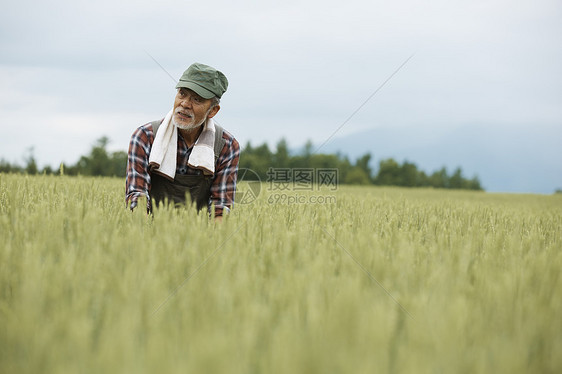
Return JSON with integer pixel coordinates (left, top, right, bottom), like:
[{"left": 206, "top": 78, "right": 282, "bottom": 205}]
[{"left": 125, "top": 120, "right": 240, "bottom": 216}]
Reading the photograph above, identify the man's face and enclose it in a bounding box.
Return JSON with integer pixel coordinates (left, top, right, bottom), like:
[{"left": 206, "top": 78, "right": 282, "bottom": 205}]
[{"left": 172, "top": 88, "right": 219, "bottom": 130}]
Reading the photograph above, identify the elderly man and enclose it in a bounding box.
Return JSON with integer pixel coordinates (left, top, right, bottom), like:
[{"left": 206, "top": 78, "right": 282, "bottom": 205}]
[{"left": 125, "top": 62, "right": 240, "bottom": 218}]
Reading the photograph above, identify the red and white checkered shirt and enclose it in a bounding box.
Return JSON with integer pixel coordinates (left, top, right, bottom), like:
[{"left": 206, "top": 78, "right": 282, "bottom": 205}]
[{"left": 125, "top": 120, "right": 240, "bottom": 216}]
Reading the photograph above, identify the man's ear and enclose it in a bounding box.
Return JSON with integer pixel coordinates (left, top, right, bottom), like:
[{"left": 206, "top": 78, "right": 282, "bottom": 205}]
[{"left": 207, "top": 105, "right": 220, "bottom": 119}]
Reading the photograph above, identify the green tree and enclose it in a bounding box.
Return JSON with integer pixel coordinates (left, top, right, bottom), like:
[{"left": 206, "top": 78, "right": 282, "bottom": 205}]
[
  {"left": 399, "top": 161, "right": 419, "bottom": 187},
  {"left": 418, "top": 171, "right": 430, "bottom": 187},
  {"left": 344, "top": 167, "right": 371, "bottom": 185},
  {"left": 239, "top": 142, "right": 273, "bottom": 180},
  {"left": 41, "top": 165, "right": 54, "bottom": 175},
  {"left": 0, "top": 159, "right": 22, "bottom": 173},
  {"left": 374, "top": 158, "right": 400, "bottom": 186},
  {"left": 24, "top": 147, "right": 38, "bottom": 175},
  {"left": 110, "top": 151, "right": 128, "bottom": 177},
  {"left": 467, "top": 175, "right": 483, "bottom": 191},
  {"left": 273, "top": 138, "right": 290, "bottom": 168},
  {"left": 429, "top": 167, "right": 449, "bottom": 189},
  {"left": 303, "top": 140, "right": 313, "bottom": 159},
  {"left": 449, "top": 167, "right": 465, "bottom": 189},
  {"left": 354, "top": 153, "right": 373, "bottom": 181},
  {"left": 68, "top": 137, "right": 128, "bottom": 177}
]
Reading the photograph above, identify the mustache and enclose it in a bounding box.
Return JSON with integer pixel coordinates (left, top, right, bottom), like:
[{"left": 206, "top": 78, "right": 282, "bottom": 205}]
[{"left": 174, "top": 108, "right": 193, "bottom": 118}]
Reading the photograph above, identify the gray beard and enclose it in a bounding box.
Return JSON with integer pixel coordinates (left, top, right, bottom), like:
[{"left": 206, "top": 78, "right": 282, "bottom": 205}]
[
  {"left": 172, "top": 106, "right": 213, "bottom": 130},
  {"left": 172, "top": 117, "right": 206, "bottom": 130}
]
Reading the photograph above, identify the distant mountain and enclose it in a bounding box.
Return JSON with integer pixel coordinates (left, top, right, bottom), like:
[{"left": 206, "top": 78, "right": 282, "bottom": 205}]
[{"left": 318, "top": 124, "right": 562, "bottom": 194}]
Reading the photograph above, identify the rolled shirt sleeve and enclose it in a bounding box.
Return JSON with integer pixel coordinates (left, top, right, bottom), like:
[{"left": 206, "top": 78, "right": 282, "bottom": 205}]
[{"left": 125, "top": 124, "right": 154, "bottom": 212}]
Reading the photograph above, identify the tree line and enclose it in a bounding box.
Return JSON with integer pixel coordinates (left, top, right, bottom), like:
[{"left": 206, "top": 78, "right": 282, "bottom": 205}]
[
  {"left": 242, "top": 139, "right": 482, "bottom": 190},
  {"left": 0, "top": 137, "right": 127, "bottom": 177},
  {"left": 1, "top": 137, "right": 483, "bottom": 190}
]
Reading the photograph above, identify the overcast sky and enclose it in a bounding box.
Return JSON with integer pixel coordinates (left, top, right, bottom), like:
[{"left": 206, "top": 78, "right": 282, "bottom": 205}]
[{"left": 1, "top": 0, "right": 561, "bottom": 191}]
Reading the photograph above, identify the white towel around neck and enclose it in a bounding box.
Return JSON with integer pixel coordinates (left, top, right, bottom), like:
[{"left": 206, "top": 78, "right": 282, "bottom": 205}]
[{"left": 148, "top": 110, "right": 216, "bottom": 179}]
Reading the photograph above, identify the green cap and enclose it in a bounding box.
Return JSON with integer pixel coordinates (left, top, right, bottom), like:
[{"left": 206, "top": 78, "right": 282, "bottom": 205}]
[{"left": 176, "top": 62, "right": 228, "bottom": 99}]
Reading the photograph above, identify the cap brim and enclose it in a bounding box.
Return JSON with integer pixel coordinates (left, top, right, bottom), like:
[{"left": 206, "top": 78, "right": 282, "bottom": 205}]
[{"left": 175, "top": 80, "right": 216, "bottom": 99}]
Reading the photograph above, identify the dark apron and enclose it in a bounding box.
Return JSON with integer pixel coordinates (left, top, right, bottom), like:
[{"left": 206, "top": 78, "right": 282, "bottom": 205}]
[
  {"left": 148, "top": 119, "right": 226, "bottom": 212},
  {"left": 150, "top": 172, "right": 213, "bottom": 211}
]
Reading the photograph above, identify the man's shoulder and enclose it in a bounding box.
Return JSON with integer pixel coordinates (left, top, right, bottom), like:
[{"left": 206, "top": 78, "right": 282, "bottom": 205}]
[
  {"left": 141, "top": 119, "right": 164, "bottom": 133},
  {"left": 132, "top": 119, "right": 164, "bottom": 140},
  {"left": 145, "top": 119, "right": 165, "bottom": 134},
  {"left": 215, "top": 125, "right": 240, "bottom": 159},
  {"left": 218, "top": 126, "right": 238, "bottom": 146}
]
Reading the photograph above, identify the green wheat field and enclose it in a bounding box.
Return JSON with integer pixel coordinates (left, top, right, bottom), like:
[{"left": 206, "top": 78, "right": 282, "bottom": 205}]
[{"left": 1, "top": 173, "right": 561, "bottom": 373}]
